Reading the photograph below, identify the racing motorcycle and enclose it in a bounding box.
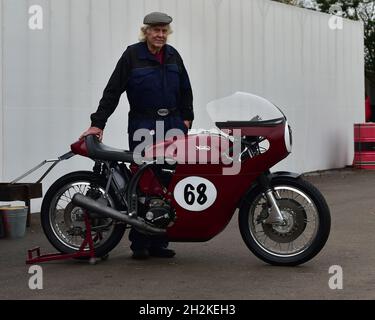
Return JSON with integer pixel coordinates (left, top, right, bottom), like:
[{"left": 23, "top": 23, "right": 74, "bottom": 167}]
[{"left": 40, "top": 92, "right": 331, "bottom": 266}]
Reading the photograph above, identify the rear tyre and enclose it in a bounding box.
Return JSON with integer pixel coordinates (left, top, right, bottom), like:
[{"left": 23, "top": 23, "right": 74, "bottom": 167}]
[{"left": 41, "top": 171, "right": 126, "bottom": 258}]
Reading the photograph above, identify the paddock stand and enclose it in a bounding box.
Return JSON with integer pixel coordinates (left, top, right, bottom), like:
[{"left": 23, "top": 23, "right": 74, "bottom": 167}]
[
  {"left": 26, "top": 211, "right": 108, "bottom": 265},
  {"left": 1, "top": 152, "right": 107, "bottom": 265}
]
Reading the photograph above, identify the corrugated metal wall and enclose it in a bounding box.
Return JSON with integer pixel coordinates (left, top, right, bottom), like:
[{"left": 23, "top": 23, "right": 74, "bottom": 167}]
[{"left": 0, "top": 0, "right": 365, "bottom": 211}]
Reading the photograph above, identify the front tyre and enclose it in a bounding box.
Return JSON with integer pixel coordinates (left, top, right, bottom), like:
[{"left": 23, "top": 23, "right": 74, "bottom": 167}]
[
  {"left": 41, "top": 171, "right": 126, "bottom": 258},
  {"left": 239, "top": 177, "right": 331, "bottom": 266}
]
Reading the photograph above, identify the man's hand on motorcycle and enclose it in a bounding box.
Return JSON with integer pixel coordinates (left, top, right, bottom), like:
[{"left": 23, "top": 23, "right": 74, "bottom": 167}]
[
  {"left": 184, "top": 120, "right": 192, "bottom": 129},
  {"left": 79, "top": 127, "right": 103, "bottom": 141}
]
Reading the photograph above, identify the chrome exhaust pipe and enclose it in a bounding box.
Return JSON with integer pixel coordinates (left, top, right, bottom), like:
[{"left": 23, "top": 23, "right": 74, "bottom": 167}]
[{"left": 72, "top": 193, "right": 166, "bottom": 235}]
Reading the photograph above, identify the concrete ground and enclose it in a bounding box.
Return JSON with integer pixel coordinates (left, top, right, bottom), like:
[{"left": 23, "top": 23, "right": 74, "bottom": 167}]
[{"left": 1, "top": 168, "right": 375, "bottom": 300}]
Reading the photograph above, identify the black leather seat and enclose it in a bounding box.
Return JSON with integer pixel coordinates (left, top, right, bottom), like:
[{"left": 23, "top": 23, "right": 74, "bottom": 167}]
[{"left": 85, "top": 135, "right": 135, "bottom": 163}]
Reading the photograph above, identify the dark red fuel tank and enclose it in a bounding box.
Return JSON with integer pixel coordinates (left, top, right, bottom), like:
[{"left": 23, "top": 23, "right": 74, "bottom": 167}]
[{"left": 144, "top": 132, "right": 233, "bottom": 165}]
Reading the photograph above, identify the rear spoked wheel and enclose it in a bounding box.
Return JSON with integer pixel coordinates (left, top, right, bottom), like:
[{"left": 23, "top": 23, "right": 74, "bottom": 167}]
[{"left": 41, "top": 171, "right": 126, "bottom": 258}]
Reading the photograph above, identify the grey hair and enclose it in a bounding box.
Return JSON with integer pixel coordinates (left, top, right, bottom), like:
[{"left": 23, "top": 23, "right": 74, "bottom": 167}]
[{"left": 138, "top": 24, "right": 173, "bottom": 42}]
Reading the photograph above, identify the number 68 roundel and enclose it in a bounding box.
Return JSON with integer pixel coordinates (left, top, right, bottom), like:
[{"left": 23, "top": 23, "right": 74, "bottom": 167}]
[{"left": 173, "top": 177, "right": 217, "bottom": 211}]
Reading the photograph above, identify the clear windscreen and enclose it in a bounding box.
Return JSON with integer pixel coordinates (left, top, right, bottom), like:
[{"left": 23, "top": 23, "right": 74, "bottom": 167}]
[{"left": 206, "top": 92, "right": 285, "bottom": 124}]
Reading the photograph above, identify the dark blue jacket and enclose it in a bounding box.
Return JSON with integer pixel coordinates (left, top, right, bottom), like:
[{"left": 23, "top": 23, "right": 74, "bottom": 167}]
[{"left": 90, "top": 42, "right": 194, "bottom": 134}]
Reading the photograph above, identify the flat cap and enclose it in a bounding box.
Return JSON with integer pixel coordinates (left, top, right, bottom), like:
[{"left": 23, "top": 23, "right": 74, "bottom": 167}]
[{"left": 143, "top": 12, "right": 173, "bottom": 25}]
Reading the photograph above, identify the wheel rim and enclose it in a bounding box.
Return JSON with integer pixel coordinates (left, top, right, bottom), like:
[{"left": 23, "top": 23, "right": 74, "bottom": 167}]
[
  {"left": 48, "top": 182, "right": 116, "bottom": 251},
  {"left": 248, "top": 186, "right": 319, "bottom": 258}
]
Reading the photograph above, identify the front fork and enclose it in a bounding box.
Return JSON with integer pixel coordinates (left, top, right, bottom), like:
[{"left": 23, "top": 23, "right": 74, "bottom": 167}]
[{"left": 257, "top": 172, "right": 285, "bottom": 225}]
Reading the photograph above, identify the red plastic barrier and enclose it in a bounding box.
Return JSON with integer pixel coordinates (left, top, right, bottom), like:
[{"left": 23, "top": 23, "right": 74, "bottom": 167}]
[{"left": 353, "top": 123, "right": 375, "bottom": 169}]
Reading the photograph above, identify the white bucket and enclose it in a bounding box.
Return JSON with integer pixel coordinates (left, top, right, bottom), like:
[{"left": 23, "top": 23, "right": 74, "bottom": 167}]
[{"left": 0, "top": 206, "right": 28, "bottom": 239}]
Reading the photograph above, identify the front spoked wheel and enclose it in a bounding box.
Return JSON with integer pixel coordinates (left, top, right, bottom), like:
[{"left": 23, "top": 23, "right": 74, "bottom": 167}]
[{"left": 239, "top": 177, "right": 331, "bottom": 266}]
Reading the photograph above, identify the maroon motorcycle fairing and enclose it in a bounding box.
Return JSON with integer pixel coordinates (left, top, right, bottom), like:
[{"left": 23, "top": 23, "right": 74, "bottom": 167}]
[
  {"left": 70, "top": 120, "right": 288, "bottom": 241},
  {"left": 136, "top": 121, "right": 289, "bottom": 241}
]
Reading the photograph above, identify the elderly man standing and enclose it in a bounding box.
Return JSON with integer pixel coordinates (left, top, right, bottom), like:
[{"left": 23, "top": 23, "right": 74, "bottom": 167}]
[{"left": 79, "top": 12, "right": 194, "bottom": 259}]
